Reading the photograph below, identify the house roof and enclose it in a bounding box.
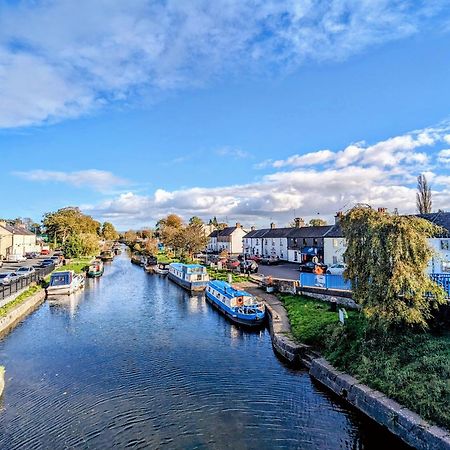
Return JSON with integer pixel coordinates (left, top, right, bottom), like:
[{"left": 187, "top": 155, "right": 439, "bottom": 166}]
[
  {"left": 209, "top": 226, "right": 245, "bottom": 238},
  {"left": 0, "top": 225, "right": 35, "bottom": 236},
  {"left": 209, "top": 230, "right": 219, "bottom": 237},
  {"left": 323, "top": 223, "right": 343, "bottom": 238},
  {"left": 417, "top": 212, "right": 450, "bottom": 236},
  {"left": 287, "top": 225, "right": 334, "bottom": 239}
]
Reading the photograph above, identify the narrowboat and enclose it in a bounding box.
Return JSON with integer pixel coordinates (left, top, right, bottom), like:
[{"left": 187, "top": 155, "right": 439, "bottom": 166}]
[
  {"left": 100, "top": 250, "right": 114, "bottom": 262},
  {"left": 205, "top": 280, "right": 265, "bottom": 327},
  {"left": 168, "top": 263, "right": 209, "bottom": 291},
  {"left": 87, "top": 260, "right": 104, "bottom": 278},
  {"left": 131, "top": 253, "right": 145, "bottom": 265},
  {"left": 47, "top": 271, "right": 85, "bottom": 296}
]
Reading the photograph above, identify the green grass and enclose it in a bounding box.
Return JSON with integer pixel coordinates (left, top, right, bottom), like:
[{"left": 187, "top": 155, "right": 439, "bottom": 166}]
[
  {"left": 56, "top": 257, "right": 93, "bottom": 274},
  {"left": 0, "top": 284, "right": 43, "bottom": 318},
  {"left": 207, "top": 268, "right": 250, "bottom": 283},
  {"left": 279, "top": 294, "right": 450, "bottom": 430}
]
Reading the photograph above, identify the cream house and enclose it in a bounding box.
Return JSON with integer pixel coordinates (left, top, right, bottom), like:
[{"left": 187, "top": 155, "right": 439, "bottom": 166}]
[
  {"left": 0, "top": 221, "right": 39, "bottom": 259},
  {"left": 207, "top": 223, "right": 247, "bottom": 255}
]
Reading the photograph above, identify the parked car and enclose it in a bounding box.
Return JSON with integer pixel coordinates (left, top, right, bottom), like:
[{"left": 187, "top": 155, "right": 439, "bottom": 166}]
[
  {"left": 25, "top": 252, "right": 39, "bottom": 259},
  {"left": 0, "top": 272, "right": 20, "bottom": 285},
  {"left": 16, "top": 266, "right": 36, "bottom": 276},
  {"left": 6, "top": 254, "right": 27, "bottom": 263},
  {"left": 40, "top": 249, "right": 50, "bottom": 255},
  {"left": 240, "top": 260, "right": 259, "bottom": 273},
  {"left": 35, "top": 260, "right": 54, "bottom": 269},
  {"left": 299, "top": 261, "right": 327, "bottom": 273},
  {"left": 226, "top": 259, "right": 241, "bottom": 270},
  {"left": 260, "top": 257, "right": 281, "bottom": 265},
  {"left": 50, "top": 256, "right": 62, "bottom": 266},
  {"left": 326, "top": 263, "right": 347, "bottom": 276}
]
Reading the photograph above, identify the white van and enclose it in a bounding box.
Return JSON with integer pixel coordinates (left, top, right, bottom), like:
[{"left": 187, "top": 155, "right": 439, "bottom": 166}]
[{"left": 6, "top": 254, "right": 27, "bottom": 263}]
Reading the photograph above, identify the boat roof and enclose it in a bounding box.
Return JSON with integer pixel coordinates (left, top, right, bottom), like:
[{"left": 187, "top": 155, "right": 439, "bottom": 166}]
[
  {"left": 51, "top": 270, "right": 74, "bottom": 277},
  {"left": 170, "top": 263, "right": 205, "bottom": 270},
  {"left": 208, "top": 280, "right": 253, "bottom": 298}
]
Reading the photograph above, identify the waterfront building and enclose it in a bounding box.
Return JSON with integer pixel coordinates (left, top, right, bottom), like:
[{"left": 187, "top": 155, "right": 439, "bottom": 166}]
[
  {"left": 0, "top": 221, "right": 39, "bottom": 259},
  {"left": 207, "top": 223, "right": 247, "bottom": 255}
]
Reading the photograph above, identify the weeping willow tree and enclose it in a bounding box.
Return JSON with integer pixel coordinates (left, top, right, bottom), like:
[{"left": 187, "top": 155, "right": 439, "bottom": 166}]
[{"left": 341, "top": 206, "right": 446, "bottom": 328}]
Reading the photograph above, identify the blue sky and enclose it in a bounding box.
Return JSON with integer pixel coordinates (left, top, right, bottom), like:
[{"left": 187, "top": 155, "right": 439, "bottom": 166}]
[{"left": 1, "top": 0, "right": 450, "bottom": 229}]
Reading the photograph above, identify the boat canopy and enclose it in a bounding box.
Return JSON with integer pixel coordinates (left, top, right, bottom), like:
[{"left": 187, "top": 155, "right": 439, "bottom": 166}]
[{"left": 50, "top": 271, "right": 72, "bottom": 286}]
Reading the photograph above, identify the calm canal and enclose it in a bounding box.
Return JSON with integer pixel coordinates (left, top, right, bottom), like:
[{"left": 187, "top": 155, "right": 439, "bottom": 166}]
[{"left": 0, "top": 254, "right": 410, "bottom": 449}]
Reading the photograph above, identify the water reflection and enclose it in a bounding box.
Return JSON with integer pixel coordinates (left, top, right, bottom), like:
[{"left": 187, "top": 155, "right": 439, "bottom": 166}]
[{"left": 0, "top": 253, "right": 411, "bottom": 449}]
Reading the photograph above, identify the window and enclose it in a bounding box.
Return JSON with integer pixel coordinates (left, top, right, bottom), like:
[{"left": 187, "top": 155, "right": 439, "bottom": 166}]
[
  {"left": 303, "top": 238, "right": 307, "bottom": 246},
  {"left": 256, "top": 239, "right": 259, "bottom": 245},
  {"left": 441, "top": 240, "right": 449, "bottom": 250},
  {"left": 333, "top": 239, "right": 339, "bottom": 248},
  {"left": 443, "top": 261, "right": 450, "bottom": 273},
  {"left": 265, "top": 239, "right": 268, "bottom": 245}
]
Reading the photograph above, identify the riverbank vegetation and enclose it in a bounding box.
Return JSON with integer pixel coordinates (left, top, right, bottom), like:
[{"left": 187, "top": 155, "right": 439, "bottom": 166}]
[
  {"left": 43, "top": 207, "right": 118, "bottom": 258},
  {"left": 56, "top": 258, "right": 93, "bottom": 274},
  {"left": 0, "top": 284, "right": 43, "bottom": 318},
  {"left": 279, "top": 206, "right": 450, "bottom": 430},
  {"left": 207, "top": 268, "right": 249, "bottom": 283},
  {"left": 280, "top": 294, "right": 450, "bottom": 430}
]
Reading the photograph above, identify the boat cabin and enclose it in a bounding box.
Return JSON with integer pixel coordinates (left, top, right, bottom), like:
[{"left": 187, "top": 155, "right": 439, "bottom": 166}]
[{"left": 169, "top": 263, "right": 209, "bottom": 283}]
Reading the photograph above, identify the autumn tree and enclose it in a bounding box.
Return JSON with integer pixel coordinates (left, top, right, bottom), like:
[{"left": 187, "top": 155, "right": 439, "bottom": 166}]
[
  {"left": 341, "top": 206, "right": 446, "bottom": 328},
  {"left": 309, "top": 218, "right": 327, "bottom": 226},
  {"left": 182, "top": 222, "right": 209, "bottom": 257},
  {"left": 123, "top": 230, "right": 138, "bottom": 244},
  {"left": 416, "top": 174, "right": 432, "bottom": 214},
  {"left": 101, "top": 222, "right": 119, "bottom": 241},
  {"left": 43, "top": 207, "right": 100, "bottom": 245}
]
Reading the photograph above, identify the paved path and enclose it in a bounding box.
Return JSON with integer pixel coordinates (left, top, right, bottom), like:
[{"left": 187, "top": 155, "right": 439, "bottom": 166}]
[{"left": 257, "top": 262, "right": 300, "bottom": 281}]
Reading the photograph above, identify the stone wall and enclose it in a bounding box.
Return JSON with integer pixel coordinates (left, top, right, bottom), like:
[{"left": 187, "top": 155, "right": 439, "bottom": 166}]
[
  {"left": 310, "top": 358, "right": 450, "bottom": 450},
  {"left": 0, "top": 289, "right": 46, "bottom": 338},
  {"left": 299, "top": 288, "right": 359, "bottom": 310}
]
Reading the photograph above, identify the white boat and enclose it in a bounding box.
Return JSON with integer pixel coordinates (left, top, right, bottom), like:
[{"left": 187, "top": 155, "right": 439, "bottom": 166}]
[
  {"left": 153, "top": 263, "right": 169, "bottom": 276},
  {"left": 168, "top": 263, "right": 209, "bottom": 291},
  {"left": 47, "top": 271, "right": 85, "bottom": 296}
]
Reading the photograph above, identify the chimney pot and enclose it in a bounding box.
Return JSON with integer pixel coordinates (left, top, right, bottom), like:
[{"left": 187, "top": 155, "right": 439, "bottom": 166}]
[
  {"left": 251, "top": 226, "right": 256, "bottom": 231},
  {"left": 270, "top": 222, "right": 276, "bottom": 229},
  {"left": 235, "top": 222, "right": 241, "bottom": 228}
]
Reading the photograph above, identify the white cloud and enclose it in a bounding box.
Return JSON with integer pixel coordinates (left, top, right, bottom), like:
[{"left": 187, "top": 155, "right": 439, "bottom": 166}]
[
  {"left": 0, "top": 0, "right": 447, "bottom": 127},
  {"left": 13, "top": 169, "right": 127, "bottom": 192},
  {"left": 216, "top": 147, "right": 251, "bottom": 159},
  {"left": 438, "top": 149, "right": 450, "bottom": 165},
  {"left": 273, "top": 150, "right": 335, "bottom": 167}
]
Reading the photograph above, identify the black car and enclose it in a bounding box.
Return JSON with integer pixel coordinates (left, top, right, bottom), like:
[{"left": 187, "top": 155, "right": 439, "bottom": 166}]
[
  {"left": 299, "top": 261, "right": 327, "bottom": 273},
  {"left": 240, "top": 260, "right": 258, "bottom": 273}
]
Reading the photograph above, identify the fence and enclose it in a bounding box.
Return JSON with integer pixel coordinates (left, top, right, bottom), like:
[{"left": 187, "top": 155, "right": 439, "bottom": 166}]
[
  {"left": 299, "top": 272, "right": 352, "bottom": 291},
  {"left": 0, "top": 264, "right": 55, "bottom": 301}
]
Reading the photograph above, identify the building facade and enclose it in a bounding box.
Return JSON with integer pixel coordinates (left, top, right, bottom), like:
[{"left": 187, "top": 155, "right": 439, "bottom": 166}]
[
  {"left": 207, "top": 224, "right": 247, "bottom": 255},
  {"left": 0, "top": 221, "right": 39, "bottom": 259}
]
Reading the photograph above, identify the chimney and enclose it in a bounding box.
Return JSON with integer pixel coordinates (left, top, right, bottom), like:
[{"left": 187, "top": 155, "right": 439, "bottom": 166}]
[
  {"left": 235, "top": 222, "right": 241, "bottom": 228},
  {"left": 0, "top": 220, "right": 6, "bottom": 227},
  {"left": 335, "top": 211, "right": 344, "bottom": 224},
  {"left": 294, "top": 217, "right": 304, "bottom": 228},
  {"left": 251, "top": 226, "right": 256, "bottom": 231},
  {"left": 270, "top": 222, "right": 276, "bottom": 229},
  {"left": 377, "top": 207, "right": 387, "bottom": 214}
]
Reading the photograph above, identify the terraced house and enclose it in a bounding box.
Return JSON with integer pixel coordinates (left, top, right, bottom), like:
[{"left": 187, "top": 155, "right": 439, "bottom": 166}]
[
  {"left": 207, "top": 223, "right": 247, "bottom": 255},
  {"left": 0, "top": 221, "right": 39, "bottom": 259}
]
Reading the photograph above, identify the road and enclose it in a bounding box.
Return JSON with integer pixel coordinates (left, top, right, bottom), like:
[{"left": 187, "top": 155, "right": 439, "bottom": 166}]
[{"left": 257, "top": 261, "right": 300, "bottom": 280}]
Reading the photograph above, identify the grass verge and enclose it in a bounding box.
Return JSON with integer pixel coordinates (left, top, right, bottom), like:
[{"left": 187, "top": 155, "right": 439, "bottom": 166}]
[
  {"left": 0, "top": 284, "right": 43, "bottom": 318},
  {"left": 279, "top": 294, "right": 450, "bottom": 431},
  {"left": 207, "top": 268, "right": 250, "bottom": 283},
  {"left": 56, "top": 257, "right": 93, "bottom": 274}
]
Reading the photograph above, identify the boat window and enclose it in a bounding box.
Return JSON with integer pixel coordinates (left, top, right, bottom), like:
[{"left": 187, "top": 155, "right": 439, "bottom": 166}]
[{"left": 50, "top": 273, "right": 70, "bottom": 286}]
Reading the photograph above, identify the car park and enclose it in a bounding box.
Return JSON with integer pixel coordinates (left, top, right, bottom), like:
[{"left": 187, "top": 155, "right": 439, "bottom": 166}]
[{"left": 326, "top": 263, "right": 347, "bottom": 275}]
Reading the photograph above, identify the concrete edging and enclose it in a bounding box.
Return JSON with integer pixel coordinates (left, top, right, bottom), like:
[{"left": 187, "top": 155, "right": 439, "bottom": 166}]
[
  {"left": 310, "top": 358, "right": 450, "bottom": 450},
  {"left": 0, "top": 366, "right": 4, "bottom": 398},
  {"left": 0, "top": 288, "right": 46, "bottom": 338}
]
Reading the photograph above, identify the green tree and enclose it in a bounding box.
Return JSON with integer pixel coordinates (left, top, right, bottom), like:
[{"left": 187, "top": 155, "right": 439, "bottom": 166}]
[
  {"left": 341, "top": 206, "right": 446, "bottom": 328},
  {"left": 417, "top": 174, "right": 432, "bottom": 214},
  {"left": 309, "top": 218, "right": 327, "bottom": 226},
  {"left": 101, "top": 222, "right": 119, "bottom": 241},
  {"left": 62, "top": 233, "right": 99, "bottom": 258},
  {"left": 189, "top": 216, "right": 204, "bottom": 226}
]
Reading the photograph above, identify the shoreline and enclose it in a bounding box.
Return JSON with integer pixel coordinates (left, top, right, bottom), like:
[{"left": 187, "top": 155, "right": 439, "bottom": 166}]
[{"left": 235, "top": 281, "right": 450, "bottom": 450}]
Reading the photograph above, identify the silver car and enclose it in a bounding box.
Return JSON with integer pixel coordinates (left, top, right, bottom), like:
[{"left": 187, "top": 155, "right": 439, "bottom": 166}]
[
  {"left": 16, "top": 266, "right": 36, "bottom": 277},
  {"left": 0, "top": 272, "right": 20, "bottom": 285}
]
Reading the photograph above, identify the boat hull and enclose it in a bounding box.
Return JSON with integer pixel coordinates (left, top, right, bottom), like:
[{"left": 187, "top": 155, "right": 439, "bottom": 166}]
[
  {"left": 168, "top": 272, "right": 207, "bottom": 291},
  {"left": 205, "top": 290, "right": 265, "bottom": 327},
  {"left": 87, "top": 270, "right": 103, "bottom": 278}
]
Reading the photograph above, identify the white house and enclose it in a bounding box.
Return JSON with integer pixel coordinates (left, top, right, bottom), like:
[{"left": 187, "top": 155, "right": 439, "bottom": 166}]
[
  {"left": 207, "top": 223, "right": 247, "bottom": 255},
  {"left": 243, "top": 224, "right": 290, "bottom": 260},
  {"left": 323, "top": 211, "right": 450, "bottom": 274}
]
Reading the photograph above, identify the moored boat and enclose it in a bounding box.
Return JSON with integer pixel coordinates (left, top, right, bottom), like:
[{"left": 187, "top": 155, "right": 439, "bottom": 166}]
[
  {"left": 131, "top": 253, "right": 145, "bottom": 265},
  {"left": 153, "top": 263, "right": 169, "bottom": 276},
  {"left": 87, "top": 260, "right": 104, "bottom": 278},
  {"left": 100, "top": 250, "right": 114, "bottom": 262},
  {"left": 205, "top": 280, "right": 265, "bottom": 327},
  {"left": 47, "top": 271, "right": 85, "bottom": 296},
  {"left": 168, "top": 263, "right": 209, "bottom": 291}
]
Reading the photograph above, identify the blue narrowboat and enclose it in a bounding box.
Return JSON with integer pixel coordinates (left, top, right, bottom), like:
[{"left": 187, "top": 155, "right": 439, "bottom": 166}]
[
  {"left": 205, "top": 280, "right": 265, "bottom": 327},
  {"left": 168, "top": 263, "right": 209, "bottom": 291}
]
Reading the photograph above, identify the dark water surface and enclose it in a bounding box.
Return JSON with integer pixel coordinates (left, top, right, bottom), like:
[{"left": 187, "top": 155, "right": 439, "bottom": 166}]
[{"left": 0, "top": 254, "right": 410, "bottom": 449}]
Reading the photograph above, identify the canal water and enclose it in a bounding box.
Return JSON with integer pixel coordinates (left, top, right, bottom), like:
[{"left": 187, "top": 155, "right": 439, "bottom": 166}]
[{"left": 0, "top": 254, "right": 410, "bottom": 449}]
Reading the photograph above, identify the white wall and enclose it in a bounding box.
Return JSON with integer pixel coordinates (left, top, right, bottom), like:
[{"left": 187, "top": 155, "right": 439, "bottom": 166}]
[
  {"left": 428, "top": 238, "right": 450, "bottom": 274},
  {"left": 323, "top": 238, "right": 346, "bottom": 266},
  {"left": 229, "top": 228, "right": 246, "bottom": 254}
]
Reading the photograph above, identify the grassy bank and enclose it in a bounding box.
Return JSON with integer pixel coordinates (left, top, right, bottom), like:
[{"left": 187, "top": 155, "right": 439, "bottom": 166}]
[
  {"left": 207, "top": 268, "right": 250, "bottom": 283},
  {"left": 56, "top": 257, "right": 93, "bottom": 274},
  {"left": 0, "top": 284, "right": 43, "bottom": 318},
  {"left": 280, "top": 294, "right": 450, "bottom": 431}
]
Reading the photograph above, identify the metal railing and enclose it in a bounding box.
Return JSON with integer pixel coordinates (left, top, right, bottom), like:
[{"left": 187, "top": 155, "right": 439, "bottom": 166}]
[
  {"left": 299, "top": 272, "right": 352, "bottom": 291},
  {"left": 0, "top": 264, "right": 55, "bottom": 301},
  {"left": 430, "top": 273, "right": 450, "bottom": 298}
]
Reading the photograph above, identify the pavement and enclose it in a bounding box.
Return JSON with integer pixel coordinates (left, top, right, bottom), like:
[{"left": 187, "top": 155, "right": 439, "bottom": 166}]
[{"left": 256, "top": 262, "right": 300, "bottom": 281}]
